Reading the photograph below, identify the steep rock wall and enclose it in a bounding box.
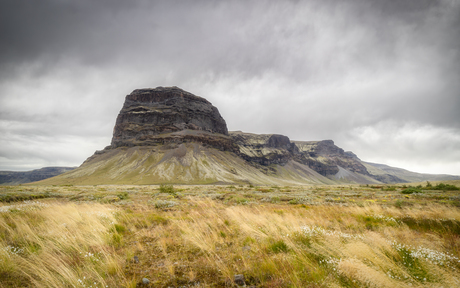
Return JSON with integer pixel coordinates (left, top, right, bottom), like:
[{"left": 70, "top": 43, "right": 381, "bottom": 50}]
[{"left": 111, "top": 86, "right": 228, "bottom": 148}]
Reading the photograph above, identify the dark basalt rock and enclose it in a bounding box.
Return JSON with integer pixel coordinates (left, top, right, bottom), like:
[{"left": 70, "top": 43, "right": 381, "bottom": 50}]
[
  {"left": 111, "top": 86, "right": 228, "bottom": 148},
  {"left": 229, "top": 132, "right": 296, "bottom": 166},
  {"left": 313, "top": 140, "right": 344, "bottom": 156},
  {"left": 228, "top": 132, "right": 369, "bottom": 176},
  {"left": 267, "top": 134, "right": 292, "bottom": 149},
  {"left": 297, "top": 157, "right": 340, "bottom": 176},
  {"left": 294, "top": 140, "right": 369, "bottom": 176}
]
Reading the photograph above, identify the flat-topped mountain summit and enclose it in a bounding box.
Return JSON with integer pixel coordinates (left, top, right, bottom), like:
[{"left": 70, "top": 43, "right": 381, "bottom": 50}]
[
  {"left": 35, "top": 87, "right": 460, "bottom": 185},
  {"left": 111, "top": 86, "right": 228, "bottom": 148}
]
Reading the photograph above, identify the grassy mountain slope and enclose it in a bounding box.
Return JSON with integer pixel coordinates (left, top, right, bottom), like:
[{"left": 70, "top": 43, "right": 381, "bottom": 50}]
[
  {"left": 36, "top": 143, "right": 337, "bottom": 185},
  {"left": 35, "top": 141, "right": 460, "bottom": 186}
]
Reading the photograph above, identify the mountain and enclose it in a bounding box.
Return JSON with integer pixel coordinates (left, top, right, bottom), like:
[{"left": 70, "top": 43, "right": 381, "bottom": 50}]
[
  {"left": 35, "top": 87, "right": 460, "bottom": 185},
  {"left": 0, "top": 167, "right": 76, "bottom": 185},
  {"left": 362, "top": 162, "right": 460, "bottom": 183}
]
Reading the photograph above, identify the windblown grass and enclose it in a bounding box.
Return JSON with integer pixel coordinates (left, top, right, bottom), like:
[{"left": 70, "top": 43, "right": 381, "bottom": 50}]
[
  {"left": 0, "top": 201, "right": 129, "bottom": 287},
  {"left": 162, "top": 200, "right": 460, "bottom": 287},
  {"left": 0, "top": 182, "right": 459, "bottom": 287}
]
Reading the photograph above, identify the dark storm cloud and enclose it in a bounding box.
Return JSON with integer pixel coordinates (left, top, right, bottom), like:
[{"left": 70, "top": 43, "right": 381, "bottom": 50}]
[
  {"left": 0, "top": 0, "right": 133, "bottom": 68},
  {"left": 0, "top": 0, "right": 459, "bottom": 174}
]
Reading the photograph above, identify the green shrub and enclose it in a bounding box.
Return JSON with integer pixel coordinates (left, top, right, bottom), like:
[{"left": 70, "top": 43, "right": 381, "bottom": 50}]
[
  {"left": 268, "top": 240, "right": 289, "bottom": 253},
  {"left": 401, "top": 188, "right": 422, "bottom": 194},
  {"left": 112, "top": 224, "right": 126, "bottom": 234},
  {"left": 117, "top": 192, "right": 129, "bottom": 200},
  {"left": 159, "top": 184, "right": 175, "bottom": 195},
  {"left": 0, "top": 192, "right": 56, "bottom": 203},
  {"left": 432, "top": 183, "right": 459, "bottom": 191},
  {"left": 288, "top": 199, "right": 299, "bottom": 205},
  {"left": 395, "top": 199, "right": 405, "bottom": 208}
]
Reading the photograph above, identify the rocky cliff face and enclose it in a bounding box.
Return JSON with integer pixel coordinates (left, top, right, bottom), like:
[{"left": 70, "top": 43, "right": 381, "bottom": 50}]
[
  {"left": 111, "top": 86, "right": 228, "bottom": 148},
  {"left": 294, "top": 140, "right": 369, "bottom": 177},
  {"left": 229, "top": 132, "right": 297, "bottom": 166},
  {"left": 230, "top": 132, "right": 368, "bottom": 178}
]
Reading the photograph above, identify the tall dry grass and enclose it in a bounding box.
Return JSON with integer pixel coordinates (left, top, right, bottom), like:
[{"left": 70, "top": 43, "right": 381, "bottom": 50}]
[
  {"left": 1, "top": 184, "right": 460, "bottom": 287},
  {"left": 153, "top": 199, "right": 460, "bottom": 287},
  {"left": 0, "top": 200, "right": 128, "bottom": 287}
]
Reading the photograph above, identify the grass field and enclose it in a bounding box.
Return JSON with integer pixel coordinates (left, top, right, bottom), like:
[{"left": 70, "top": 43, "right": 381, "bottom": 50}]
[{"left": 1, "top": 181, "right": 460, "bottom": 287}]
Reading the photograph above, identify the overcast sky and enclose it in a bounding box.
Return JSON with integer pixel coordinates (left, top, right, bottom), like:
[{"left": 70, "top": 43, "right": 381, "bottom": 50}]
[{"left": 1, "top": 0, "right": 459, "bottom": 175}]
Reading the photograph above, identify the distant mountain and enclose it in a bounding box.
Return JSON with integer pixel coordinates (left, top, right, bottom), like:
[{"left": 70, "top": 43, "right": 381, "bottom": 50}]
[
  {"left": 362, "top": 162, "right": 460, "bottom": 183},
  {"left": 0, "top": 167, "right": 76, "bottom": 185},
  {"left": 35, "top": 87, "right": 460, "bottom": 185}
]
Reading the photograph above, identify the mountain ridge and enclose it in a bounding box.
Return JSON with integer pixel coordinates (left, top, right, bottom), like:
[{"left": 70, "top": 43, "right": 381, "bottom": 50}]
[
  {"left": 0, "top": 167, "right": 76, "bottom": 185},
  {"left": 32, "top": 86, "right": 460, "bottom": 185}
]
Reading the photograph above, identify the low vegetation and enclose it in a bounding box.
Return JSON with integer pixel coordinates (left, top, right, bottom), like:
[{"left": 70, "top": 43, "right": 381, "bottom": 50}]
[{"left": 1, "top": 181, "right": 459, "bottom": 287}]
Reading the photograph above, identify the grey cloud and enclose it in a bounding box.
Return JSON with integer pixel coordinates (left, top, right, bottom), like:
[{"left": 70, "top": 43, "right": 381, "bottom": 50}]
[
  {"left": 340, "top": 121, "right": 460, "bottom": 174},
  {"left": 0, "top": 0, "right": 459, "bottom": 173}
]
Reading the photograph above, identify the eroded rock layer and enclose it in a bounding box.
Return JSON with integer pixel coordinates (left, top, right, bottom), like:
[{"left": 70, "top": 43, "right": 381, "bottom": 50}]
[
  {"left": 111, "top": 86, "right": 228, "bottom": 148},
  {"left": 229, "top": 132, "right": 368, "bottom": 177},
  {"left": 230, "top": 132, "right": 297, "bottom": 166},
  {"left": 294, "top": 140, "right": 369, "bottom": 176}
]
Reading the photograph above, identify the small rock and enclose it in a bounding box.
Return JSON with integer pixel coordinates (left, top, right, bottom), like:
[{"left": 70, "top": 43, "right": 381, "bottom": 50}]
[
  {"left": 242, "top": 245, "right": 251, "bottom": 252},
  {"left": 134, "top": 256, "right": 139, "bottom": 263},
  {"left": 234, "top": 274, "right": 245, "bottom": 286},
  {"left": 142, "top": 278, "right": 150, "bottom": 285}
]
